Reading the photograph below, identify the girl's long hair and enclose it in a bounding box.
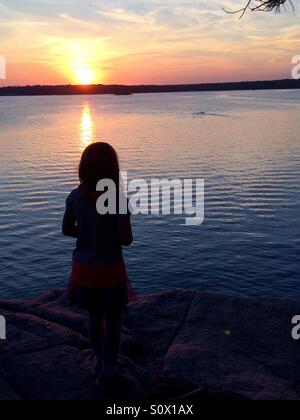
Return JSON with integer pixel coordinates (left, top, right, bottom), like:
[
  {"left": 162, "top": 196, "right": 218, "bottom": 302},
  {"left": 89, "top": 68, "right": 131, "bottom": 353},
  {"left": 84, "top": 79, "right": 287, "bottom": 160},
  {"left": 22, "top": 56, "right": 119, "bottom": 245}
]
[{"left": 79, "top": 142, "right": 120, "bottom": 191}]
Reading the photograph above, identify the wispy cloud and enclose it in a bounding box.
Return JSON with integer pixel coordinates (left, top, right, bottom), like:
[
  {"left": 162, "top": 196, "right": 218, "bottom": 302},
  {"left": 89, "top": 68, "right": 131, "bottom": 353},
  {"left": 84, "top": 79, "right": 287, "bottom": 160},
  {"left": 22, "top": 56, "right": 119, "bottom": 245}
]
[{"left": 0, "top": 0, "right": 298, "bottom": 85}]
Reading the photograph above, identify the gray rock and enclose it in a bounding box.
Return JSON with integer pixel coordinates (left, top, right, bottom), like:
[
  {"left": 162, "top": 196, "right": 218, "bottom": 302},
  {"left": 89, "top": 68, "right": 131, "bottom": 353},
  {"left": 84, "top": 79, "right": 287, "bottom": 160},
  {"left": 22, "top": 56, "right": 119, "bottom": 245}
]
[
  {"left": 125, "top": 290, "right": 195, "bottom": 372},
  {"left": 0, "top": 289, "right": 299, "bottom": 400},
  {"left": 0, "top": 369, "right": 20, "bottom": 401},
  {"left": 126, "top": 291, "right": 300, "bottom": 400}
]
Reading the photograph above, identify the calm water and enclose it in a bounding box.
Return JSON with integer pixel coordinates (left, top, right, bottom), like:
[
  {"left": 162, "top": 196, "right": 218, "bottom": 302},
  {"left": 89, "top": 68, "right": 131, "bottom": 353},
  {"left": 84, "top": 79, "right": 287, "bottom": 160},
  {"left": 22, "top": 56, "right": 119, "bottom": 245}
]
[{"left": 0, "top": 90, "right": 299, "bottom": 300}]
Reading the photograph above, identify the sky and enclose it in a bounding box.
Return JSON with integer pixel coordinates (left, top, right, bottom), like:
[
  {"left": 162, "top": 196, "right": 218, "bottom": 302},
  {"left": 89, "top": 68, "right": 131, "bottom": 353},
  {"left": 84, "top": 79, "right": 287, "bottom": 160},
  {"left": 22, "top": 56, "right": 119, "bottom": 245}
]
[{"left": 0, "top": 0, "right": 299, "bottom": 86}]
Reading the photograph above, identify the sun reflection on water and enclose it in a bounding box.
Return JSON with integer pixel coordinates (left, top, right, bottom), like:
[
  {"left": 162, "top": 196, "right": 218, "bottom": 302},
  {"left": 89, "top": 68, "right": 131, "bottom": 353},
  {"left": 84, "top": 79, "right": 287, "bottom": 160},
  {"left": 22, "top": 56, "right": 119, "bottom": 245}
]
[{"left": 80, "top": 104, "right": 94, "bottom": 149}]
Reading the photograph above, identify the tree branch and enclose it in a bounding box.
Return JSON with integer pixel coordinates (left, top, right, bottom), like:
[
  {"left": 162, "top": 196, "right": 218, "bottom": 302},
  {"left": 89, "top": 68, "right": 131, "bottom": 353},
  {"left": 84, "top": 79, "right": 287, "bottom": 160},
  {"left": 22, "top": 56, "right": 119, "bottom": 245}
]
[{"left": 223, "top": 0, "right": 294, "bottom": 19}]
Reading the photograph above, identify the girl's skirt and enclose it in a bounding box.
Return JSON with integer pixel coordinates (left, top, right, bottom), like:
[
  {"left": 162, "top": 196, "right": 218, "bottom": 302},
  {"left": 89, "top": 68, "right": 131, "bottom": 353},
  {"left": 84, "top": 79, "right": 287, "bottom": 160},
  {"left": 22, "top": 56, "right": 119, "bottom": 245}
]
[{"left": 67, "top": 259, "right": 136, "bottom": 311}]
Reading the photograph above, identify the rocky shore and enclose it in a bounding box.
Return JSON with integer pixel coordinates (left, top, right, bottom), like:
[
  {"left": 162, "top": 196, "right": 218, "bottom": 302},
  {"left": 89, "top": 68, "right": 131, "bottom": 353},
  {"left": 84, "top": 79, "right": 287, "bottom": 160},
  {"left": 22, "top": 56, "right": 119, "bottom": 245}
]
[{"left": 0, "top": 289, "right": 299, "bottom": 400}]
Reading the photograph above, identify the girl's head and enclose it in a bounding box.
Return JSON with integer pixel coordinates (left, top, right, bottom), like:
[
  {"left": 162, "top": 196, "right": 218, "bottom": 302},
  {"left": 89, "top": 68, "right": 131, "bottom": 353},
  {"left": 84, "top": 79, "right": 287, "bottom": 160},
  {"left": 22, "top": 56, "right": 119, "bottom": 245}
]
[{"left": 79, "top": 142, "right": 120, "bottom": 189}]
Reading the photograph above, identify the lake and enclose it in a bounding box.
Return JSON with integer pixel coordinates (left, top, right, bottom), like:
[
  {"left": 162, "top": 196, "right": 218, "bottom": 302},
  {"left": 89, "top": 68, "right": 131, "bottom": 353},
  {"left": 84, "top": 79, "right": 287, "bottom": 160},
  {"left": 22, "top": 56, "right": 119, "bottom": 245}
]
[{"left": 0, "top": 90, "right": 299, "bottom": 299}]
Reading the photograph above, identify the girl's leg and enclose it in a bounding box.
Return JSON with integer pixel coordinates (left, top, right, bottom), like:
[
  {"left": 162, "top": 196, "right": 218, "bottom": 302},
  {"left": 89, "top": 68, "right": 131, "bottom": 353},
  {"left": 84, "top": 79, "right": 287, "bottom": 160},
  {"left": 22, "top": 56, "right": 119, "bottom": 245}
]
[
  {"left": 88, "top": 309, "right": 105, "bottom": 359},
  {"left": 103, "top": 309, "right": 123, "bottom": 375}
]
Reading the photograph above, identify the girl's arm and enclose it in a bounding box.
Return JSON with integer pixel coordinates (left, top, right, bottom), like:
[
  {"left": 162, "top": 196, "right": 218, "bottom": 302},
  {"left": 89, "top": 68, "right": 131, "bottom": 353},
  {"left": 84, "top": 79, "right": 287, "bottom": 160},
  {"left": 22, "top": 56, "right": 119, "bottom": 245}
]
[
  {"left": 119, "top": 214, "right": 133, "bottom": 246},
  {"left": 62, "top": 210, "right": 78, "bottom": 238}
]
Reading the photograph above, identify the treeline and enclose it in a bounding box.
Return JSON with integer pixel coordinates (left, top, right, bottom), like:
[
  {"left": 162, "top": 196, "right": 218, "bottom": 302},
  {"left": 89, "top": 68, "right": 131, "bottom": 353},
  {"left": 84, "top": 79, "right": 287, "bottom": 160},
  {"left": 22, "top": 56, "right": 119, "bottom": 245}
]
[{"left": 0, "top": 79, "right": 300, "bottom": 96}]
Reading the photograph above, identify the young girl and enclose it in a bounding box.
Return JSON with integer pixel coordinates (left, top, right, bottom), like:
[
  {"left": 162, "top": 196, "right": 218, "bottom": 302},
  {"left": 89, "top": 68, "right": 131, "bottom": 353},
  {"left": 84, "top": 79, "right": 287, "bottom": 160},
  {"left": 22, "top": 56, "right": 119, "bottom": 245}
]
[{"left": 63, "top": 142, "right": 134, "bottom": 390}]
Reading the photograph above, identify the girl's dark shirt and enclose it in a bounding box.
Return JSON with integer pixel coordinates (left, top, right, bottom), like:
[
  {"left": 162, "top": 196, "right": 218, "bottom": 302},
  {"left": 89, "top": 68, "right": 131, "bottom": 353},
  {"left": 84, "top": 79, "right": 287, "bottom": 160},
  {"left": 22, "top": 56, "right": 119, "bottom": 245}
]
[{"left": 66, "top": 185, "right": 124, "bottom": 266}]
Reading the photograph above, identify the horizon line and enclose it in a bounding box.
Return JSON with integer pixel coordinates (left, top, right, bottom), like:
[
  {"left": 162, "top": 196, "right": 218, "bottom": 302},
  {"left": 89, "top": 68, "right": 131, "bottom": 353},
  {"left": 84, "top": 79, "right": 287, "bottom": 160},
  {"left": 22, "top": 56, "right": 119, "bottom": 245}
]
[{"left": 0, "top": 77, "right": 298, "bottom": 90}]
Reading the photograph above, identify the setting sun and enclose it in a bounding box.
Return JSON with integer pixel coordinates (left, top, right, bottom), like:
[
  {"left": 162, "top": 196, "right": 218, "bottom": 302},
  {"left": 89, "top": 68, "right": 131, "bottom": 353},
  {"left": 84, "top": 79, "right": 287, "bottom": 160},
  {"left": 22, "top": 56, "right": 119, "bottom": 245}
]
[{"left": 75, "top": 68, "right": 95, "bottom": 85}]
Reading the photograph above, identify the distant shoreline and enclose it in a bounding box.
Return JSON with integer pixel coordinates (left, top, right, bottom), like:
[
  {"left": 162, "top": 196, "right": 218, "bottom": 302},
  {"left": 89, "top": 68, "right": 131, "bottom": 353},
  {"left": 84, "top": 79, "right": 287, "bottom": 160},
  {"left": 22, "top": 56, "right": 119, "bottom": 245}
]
[{"left": 0, "top": 79, "right": 300, "bottom": 96}]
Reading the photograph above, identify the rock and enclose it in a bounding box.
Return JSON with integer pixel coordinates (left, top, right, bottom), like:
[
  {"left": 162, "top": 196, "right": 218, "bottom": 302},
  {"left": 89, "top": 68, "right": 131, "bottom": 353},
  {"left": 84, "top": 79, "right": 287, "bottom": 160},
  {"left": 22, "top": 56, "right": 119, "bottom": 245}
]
[
  {"left": 10, "top": 346, "right": 96, "bottom": 400},
  {"left": 147, "top": 376, "right": 199, "bottom": 401},
  {"left": 121, "top": 333, "right": 143, "bottom": 358},
  {"left": 6, "top": 312, "right": 90, "bottom": 355},
  {"left": 126, "top": 291, "right": 300, "bottom": 400},
  {"left": 176, "top": 386, "right": 249, "bottom": 401},
  {"left": 95, "top": 355, "right": 149, "bottom": 401},
  {"left": 0, "top": 369, "right": 20, "bottom": 401},
  {"left": 0, "top": 289, "right": 299, "bottom": 400},
  {"left": 124, "top": 290, "right": 195, "bottom": 372}
]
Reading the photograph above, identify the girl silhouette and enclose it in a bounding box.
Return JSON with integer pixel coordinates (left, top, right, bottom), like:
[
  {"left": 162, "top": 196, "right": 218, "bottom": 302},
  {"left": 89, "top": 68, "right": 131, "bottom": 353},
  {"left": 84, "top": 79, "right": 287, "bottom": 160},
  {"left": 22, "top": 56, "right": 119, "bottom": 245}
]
[{"left": 63, "top": 142, "right": 135, "bottom": 390}]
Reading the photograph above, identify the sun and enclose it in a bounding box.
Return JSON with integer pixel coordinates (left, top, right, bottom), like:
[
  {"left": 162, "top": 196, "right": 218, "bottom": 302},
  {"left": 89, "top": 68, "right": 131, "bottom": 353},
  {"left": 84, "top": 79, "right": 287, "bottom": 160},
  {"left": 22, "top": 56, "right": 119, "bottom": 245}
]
[{"left": 75, "top": 68, "right": 95, "bottom": 85}]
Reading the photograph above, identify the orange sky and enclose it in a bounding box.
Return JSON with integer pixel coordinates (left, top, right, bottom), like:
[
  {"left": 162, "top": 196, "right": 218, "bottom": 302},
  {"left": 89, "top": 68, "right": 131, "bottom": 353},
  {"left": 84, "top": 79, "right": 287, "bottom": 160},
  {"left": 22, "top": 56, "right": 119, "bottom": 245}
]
[{"left": 0, "top": 0, "right": 299, "bottom": 86}]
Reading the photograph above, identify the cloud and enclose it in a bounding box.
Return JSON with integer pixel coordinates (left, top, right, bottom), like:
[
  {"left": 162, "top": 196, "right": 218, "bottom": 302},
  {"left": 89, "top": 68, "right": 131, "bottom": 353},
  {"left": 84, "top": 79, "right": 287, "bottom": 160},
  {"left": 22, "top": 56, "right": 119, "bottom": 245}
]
[{"left": 0, "top": 0, "right": 299, "bottom": 85}]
